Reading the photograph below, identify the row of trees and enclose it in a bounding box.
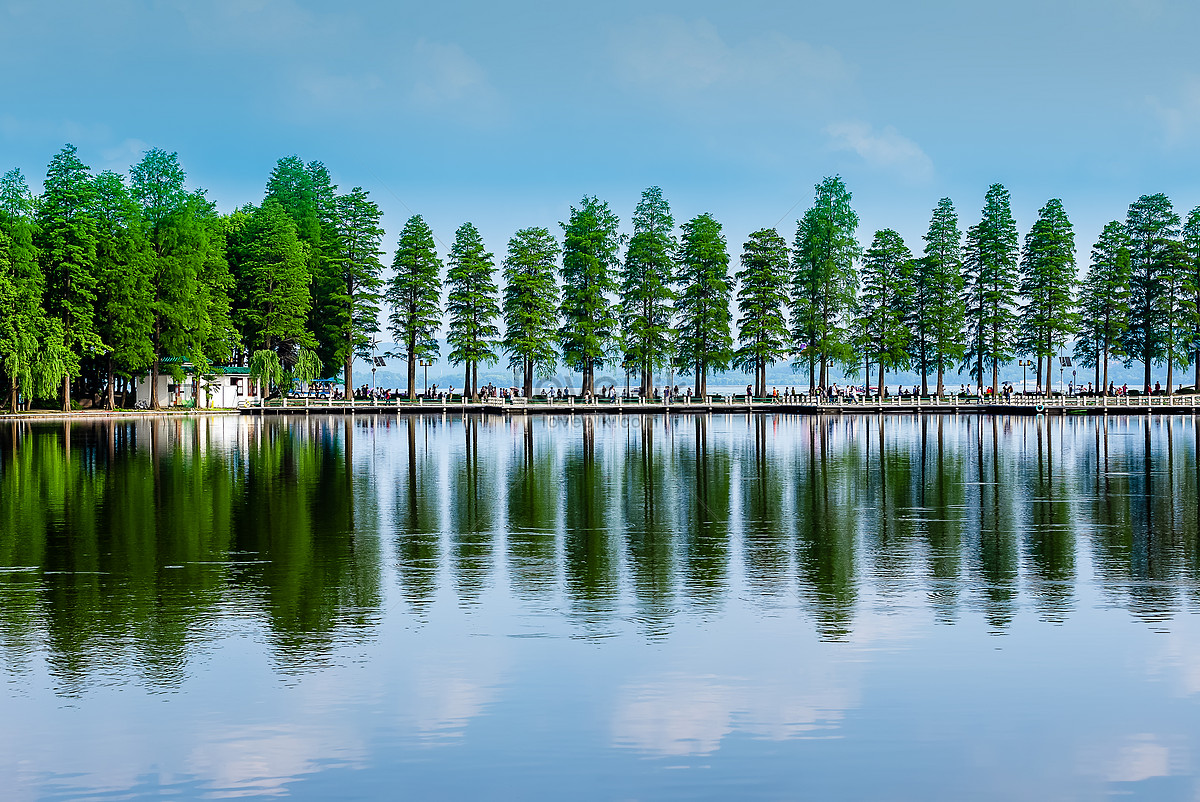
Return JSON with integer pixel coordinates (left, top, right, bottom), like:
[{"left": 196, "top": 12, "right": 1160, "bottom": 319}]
[{"left": 4, "top": 144, "right": 1200, "bottom": 411}]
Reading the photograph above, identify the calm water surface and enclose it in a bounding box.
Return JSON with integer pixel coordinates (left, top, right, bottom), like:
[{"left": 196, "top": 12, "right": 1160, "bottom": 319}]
[{"left": 2, "top": 412, "right": 1200, "bottom": 800}]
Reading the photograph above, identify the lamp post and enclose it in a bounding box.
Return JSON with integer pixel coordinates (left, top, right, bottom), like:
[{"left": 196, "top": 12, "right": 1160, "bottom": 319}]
[
  {"left": 1018, "top": 359, "right": 1032, "bottom": 395},
  {"left": 420, "top": 359, "right": 433, "bottom": 397},
  {"left": 370, "top": 339, "right": 378, "bottom": 397}
]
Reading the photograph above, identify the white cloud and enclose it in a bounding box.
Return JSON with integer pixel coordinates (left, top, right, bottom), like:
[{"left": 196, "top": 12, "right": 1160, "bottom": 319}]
[
  {"left": 1149, "top": 74, "right": 1200, "bottom": 146},
  {"left": 611, "top": 16, "right": 849, "bottom": 100},
  {"left": 825, "top": 121, "right": 934, "bottom": 182},
  {"left": 410, "top": 40, "right": 505, "bottom": 120}
]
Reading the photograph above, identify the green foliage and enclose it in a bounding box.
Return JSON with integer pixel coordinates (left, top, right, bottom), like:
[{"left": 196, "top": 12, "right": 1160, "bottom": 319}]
[
  {"left": 674, "top": 212, "right": 732, "bottom": 396},
  {"left": 93, "top": 171, "right": 155, "bottom": 381},
  {"left": 962, "top": 183, "right": 1020, "bottom": 393},
  {"left": 1074, "top": 222, "right": 1131, "bottom": 389},
  {"left": 1123, "top": 193, "right": 1180, "bottom": 390},
  {"left": 446, "top": 221, "right": 500, "bottom": 396},
  {"left": 559, "top": 196, "right": 621, "bottom": 395},
  {"left": 1017, "top": 198, "right": 1077, "bottom": 389},
  {"left": 386, "top": 214, "right": 442, "bottom": 397},
  {"left": 0, "top": 169, "right": 48, "bottom": 409},
  {"left": 293, "top": 347, "right": 323, "bottom": 385},
  {"left": 249, "top": 349, "right": 284, "bottom": 395},
  {"left": 37, "top": 144, "right": 104, "bottom": 395},
  {"left": 791, "top": 176, "right": 860, "bottom": 388},
  {"left": 620, "top": 187, "right": 677, "bottom": 394},
  {"left": 502, "top": 227, "right": 560, "bottom": 396},
  {"left": 329, "top": 187, "right": 384, "bottom": 395},
  {"left": 733, "top": 228, "right": 790, "bottom": 396},
  {"left": 857, "top": 229, "right": 914, "bottom": 391},
  {"left": 1183, "top": 208, "right": 1200, "bottom": 391},
  {"left": 916, "top": 198, "right": 965, "bottom": 394}
]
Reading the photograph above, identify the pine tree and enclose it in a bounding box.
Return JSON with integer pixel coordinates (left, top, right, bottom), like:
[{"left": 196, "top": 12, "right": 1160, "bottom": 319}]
[
  {"left": 93, "top": 171, "right": 154, "bottom": 409},
  {"left": 37, "top": 144, "right": 102, "bottom": 410},
  {"left": 733, "top": 228, "right": 790, "bottom": 398},
  {"left": 446, "top": 222, "right": 500, "bottom": 399},
  {"left": 917, "top": 198, "right": 965, "bottom": 395},
  {"left": 620, "top": 186, "right": 676, "bottom": 397},
  {"left": 858, "top": 229, "right": 914, "bottom": 396},
  {"left": 791, "top": 176, "right": 860, "bottom": 389},
  {"left": 674, "top": 212, "right": 732, "bottom": 397},
  {"left": 0, "top": 169, "right": 51, "bottom": 411},
  {"left": 1074, "top": 222, "right": 1131, "bottom": 392},
  {"left": 130, "top": 148, "right": 209, "bottom": 407},
  {"left": 333, "top": 187, "right": 385, "bottom": 398},
  {"left": 1123, "top": 193, "right": 1180, "bottom": 393},
  {"left": 559, "top": 196, "right": 621, "bottom": 398},
  {"left": 386, "top": 214, "right": 442, "bottom": 398},
  {"left": 502, "top": 227, "right": 560, "bottom": 397},
  {"left": 1017, "top": 198, "right": 1077, "bottom": 391},
  {"left": 961, "top": 183, "right": 1020, "bottom": 395},
  {"left": 1161, "top": 238, "right": 1192, "bottom": 394},
  {"left": 1182, "top": 208, "right": 1200, "bottom": 393},
  {"left": 241, "top": 200, "right": 314, "bottom": 363}
]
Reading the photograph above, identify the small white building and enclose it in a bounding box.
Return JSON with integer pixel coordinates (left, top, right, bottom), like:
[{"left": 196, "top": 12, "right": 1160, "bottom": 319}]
[{"left": 134, "top": 364, "right": 260, "bottom": 409}]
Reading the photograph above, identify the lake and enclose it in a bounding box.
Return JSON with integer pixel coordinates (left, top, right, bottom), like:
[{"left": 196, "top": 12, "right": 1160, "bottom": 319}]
[{"left": 2, "top": 412, "right": 1199, "bottom": 800}]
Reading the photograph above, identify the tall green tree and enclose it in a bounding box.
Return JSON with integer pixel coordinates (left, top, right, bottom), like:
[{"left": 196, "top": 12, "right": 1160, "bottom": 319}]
[
  {"left": 1123, "top": 193, "right": 1180, "bottom": 393},
  {"left": 1017, "top": 198, "right": 1077, "bottom": 391},
  {"left": 961, "top": 183, "right": 1020, "bottom": 395},
  {"left": 446, "top": 222, "right": 500, "bottom": 399},
  {"left": 916, "top": 198, "right": 965, "bottom": 395},
  {"left": 239, "top": 200, "right": 314, "bottom": 364},
  {"left": 93, "top": 171, "right": 154, "bottom": 409},
  {"left": 674, "top": 212, "right": 732, "bottom": 397},
  {"left": 386, "top": 214, "right": 442, "bottom": 398},
  {"left": 1161, "top": 238, "right": 1192, "bottom": 394},
  {"left": 37, "top": 144, "right": 102, "bottom": 410},
  {"left": 559, "top": 196, "right": 621, "bottom": 398},
  {"left": 332, "top": 187, "right": 385, "bottom": 398},
  {"left": 130, "top": 148, "right": 209, "bottom": 408},
  {"left": 1182, "top": 207, "right": 1200, "bottom": 393},
  {"left": 857, "top": 229, "right": 914, "bottom": 396},
  {"left": 1074, "top": 222, "right": 1131, "bottom": 392},
  {"left": 620, "top": 186, "right": 676, "bottom": 397},
  {"left": 502, "top": 227, "right": 560, "bottom": 397},
  {"left": 733, "top": 228, "right": 790, "bottom": 398},
  {"left": 0, "top": 169, "right": 55, "bottom": 411},
  {"left": 791, "top": 176, "right": 860, "bottom": 389}
]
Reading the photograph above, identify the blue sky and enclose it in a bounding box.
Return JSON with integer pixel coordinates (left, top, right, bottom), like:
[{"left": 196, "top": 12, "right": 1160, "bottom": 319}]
[{"left": 3, "top": 0, "right": 1199, "bottom": 328}]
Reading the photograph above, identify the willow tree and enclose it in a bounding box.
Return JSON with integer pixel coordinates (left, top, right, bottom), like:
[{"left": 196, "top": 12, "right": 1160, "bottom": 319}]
[
  {"left": 502, "top": 227, "right": 559, "bottom": 397},
  {"left": 446, "top": 222, "right": 500, "bottom": 399},
  {"left": 1017, "top": 198, "right": 1076, "bottom": 391},
  {"left": 559, "top": 196, "right": 621, "bottom": 398},
  {"left": 620, "top": 186, "right": 676, "bottom": 397},
  {"left": 791, "top": 176, "right": 860, "bottom": 390},
  {"left": 1074, "top": 222, "right": 1131, "bottom": 391},
  {"left": 961, "top": 183, "right": 1019, "bottom": 395},
  {"left": 37, "top": 144, "right": 102, "bottom": 410},
  {"left": 858, "top": 229, "right": 913, "bottom": 396},
  {"left": 674, "top": 212, "right": 732, "bottom": 397},
  {"left": 387, "top": 215, "right": 442, "bottom": 399}
]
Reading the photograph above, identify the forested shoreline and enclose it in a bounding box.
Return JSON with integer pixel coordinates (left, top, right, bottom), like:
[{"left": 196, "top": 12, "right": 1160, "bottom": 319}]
[{"left": 2, "top": 144, "right": 1199, "bottom": 411}]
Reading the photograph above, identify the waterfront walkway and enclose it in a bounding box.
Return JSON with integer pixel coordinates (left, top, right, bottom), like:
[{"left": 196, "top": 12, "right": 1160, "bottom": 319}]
[{"left": 239, "top": 394, "right": 1200, "bottom": 416}]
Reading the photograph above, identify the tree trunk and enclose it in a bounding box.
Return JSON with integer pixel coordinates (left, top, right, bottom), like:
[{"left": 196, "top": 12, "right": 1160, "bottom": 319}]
[
  {"left": 1144, "top": 351, "right": 1152, "bottom": 396},
  {"left": 878, "top": 363, "right": 885, "bottom": 401},
  {"left": 936, "top": 358, "right": 944, "bottom": 398},
  {"left": 105, "top": 356, "right": 115, "bottom": 411},
  {"left": 62, "top": 374, "right": 71, "bottom": 412},
  {"left": 992, "top": 360, "right": 999, "bottom": 397},
  {"left": 472, "top": 362, "right": 478, "bottom": 401},
  {"left": 465, "top": 363, "right": 472, "bottom": 400},
  {"left": 151, "top": 357, "right": 161, "bottom": 409},
  {"left": 407, "top": 341, "right": 417, "bottom": 400},
  {"left": 808, "top": 353, "right": 815, "bottom": 392},
  {"left": 1167, "top": 344, "right": 1174, "bottom": 396},
  {"left": 344, "top": 352, "right": 353, "bottom": 403},
  {"left": 523, "top": 357, "right": 533, "bottom": 398}
]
